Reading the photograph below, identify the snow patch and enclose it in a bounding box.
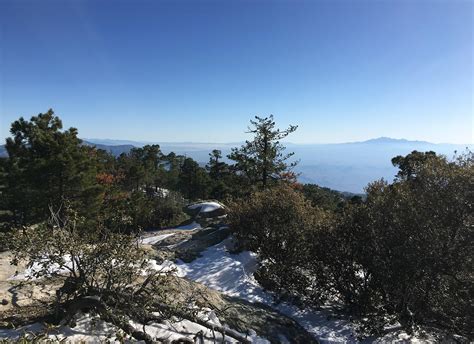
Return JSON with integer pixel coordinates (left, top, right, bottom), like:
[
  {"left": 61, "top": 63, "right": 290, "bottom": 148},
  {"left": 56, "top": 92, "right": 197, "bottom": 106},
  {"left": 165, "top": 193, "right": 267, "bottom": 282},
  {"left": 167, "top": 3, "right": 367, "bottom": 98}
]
[
  {"left": 0, "top": 310, "right": 269, "bottom": 343},
  {"left": 173, "top": 221, "right": 202, "bottom": 230},
  {"left": 176, "top": 238, "right": 437, "bottom": 343},
  {"left": 156, "top": 187, "right": 170, "bottom": 197},
  {"left": 188, "top": 201, "right": 223, "bottom": 213},
  {"left": 177, "top": 240, "right": 264, "bottom": 302},
  {"left": 9, "top": 255, "right": 73, "bottom": 281},
  {"left": 147, "top": 259, "right": 185, "bottom": 276},
  {"left": 140, "top": 232, "right": 175, "bottom": 245}
]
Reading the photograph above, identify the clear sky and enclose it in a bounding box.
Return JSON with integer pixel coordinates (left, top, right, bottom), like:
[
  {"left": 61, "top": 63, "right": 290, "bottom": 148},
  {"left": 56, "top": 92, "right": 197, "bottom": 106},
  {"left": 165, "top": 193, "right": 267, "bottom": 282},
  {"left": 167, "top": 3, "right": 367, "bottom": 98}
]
[{"left": 1, "top": 0, "right": 472, "bottom": 144}]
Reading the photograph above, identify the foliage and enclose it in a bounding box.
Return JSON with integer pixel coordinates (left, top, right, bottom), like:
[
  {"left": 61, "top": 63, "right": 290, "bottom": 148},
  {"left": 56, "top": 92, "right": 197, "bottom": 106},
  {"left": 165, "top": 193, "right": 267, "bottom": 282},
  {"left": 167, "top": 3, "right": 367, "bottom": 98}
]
[
  {"left": 116, "top": 145, "right": 166, "bottom": 193},
  {"left": 1, "top": 112, "right": 301, "bottom": 232},
  {"left": 232, "top": 150, "right": 473, "bottom": 338},
  {"left": 7, "top": 206, "right": 185, "bottom": 342},
  {"left": 229, "top": 184, "right": 334, "bottom": 299},
  {"left": 98, "top": 190, "right": 187, "bottom": 233},
  {"left": 11, "top": 207, "right": 146, "bottom": 292},
  {"left": 391, "top": 150, "right": 438, "bottom": 181},
  {"left": 7, "top": 204, "right": 254, "bottom": 343},
  {"left": 0, "top": 111, "right": 191, "bottom": 233},
  {"left": 206, "top": 149, "right": 228, "bottom": 180},
  {"left": 3, "top": 110, "right": 471, "bottom": 339},
  {"left": 228, "top": 115, "right": 298, "bottom": 189},
  {"left": 301, "top": 184, "right": 346, "bottom": 211},
  {"left": 1, "top": 110, "right": 102, "bottom": 227},
  {"left": 349, "top": 151, "right": 473, "bottom": 335},
  {"left": 177, "top": 158, "right": 211, "bottom": 200},
  {"left": 206, "top": 150, "right": 235, "bottom": 199},
  {"left": 160, "top": 152, "right": 185, "bottom": 191},
  {"left": 317, "top": 151, "right": 473, "bottom": 336}
]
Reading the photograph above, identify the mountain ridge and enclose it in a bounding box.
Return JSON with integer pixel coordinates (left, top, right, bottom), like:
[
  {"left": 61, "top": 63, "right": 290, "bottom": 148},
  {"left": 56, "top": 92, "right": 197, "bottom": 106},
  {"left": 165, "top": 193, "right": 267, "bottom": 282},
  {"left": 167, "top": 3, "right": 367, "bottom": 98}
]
[{"left": 83, "top": 136, "right": 471, "bottom": 147}]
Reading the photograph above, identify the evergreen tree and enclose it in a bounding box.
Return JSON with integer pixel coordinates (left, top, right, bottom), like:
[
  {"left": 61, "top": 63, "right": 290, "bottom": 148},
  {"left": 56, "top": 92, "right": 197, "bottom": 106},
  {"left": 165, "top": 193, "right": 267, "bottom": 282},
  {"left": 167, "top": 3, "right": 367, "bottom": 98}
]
[
  {"left": 206, "top": 149, "right": 228, "bottom": 180},
  {"left": 2, "top": 109, "right": 101, "bottom": 226},
  {"left": 228, "top": 115, "right": 298, "bottom": 189},
  {"left": 117, "top": 151, "right": 145, "bottom": 191},
  {"left": 162, "top": 152, "right": 185, "bottom": 191},
  {"left": 177, "top": 158, "right": 211, "bottom": 200},
  {"left": 206, "top": 149, "right": 235, "bottom": 199},
  {"left": 391, "top": 150, "right": 438, "bottom": 181},
  {"left": 116, "top": 144, "right": 164, "bottom": 193}
]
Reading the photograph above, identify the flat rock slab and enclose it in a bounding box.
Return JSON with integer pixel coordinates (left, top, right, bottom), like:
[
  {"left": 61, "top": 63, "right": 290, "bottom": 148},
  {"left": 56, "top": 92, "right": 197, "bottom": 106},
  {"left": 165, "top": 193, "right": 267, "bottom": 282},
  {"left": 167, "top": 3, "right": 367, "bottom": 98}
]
[{"left": 153, "top": 226, "right": 231, "bottom": 263}]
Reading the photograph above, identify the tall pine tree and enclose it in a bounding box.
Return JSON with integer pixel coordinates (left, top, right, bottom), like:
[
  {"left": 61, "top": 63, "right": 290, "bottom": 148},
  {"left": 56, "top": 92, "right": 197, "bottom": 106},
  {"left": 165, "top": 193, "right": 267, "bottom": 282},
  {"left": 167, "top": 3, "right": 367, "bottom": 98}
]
[
  {"left": 228, "top": 115, "right": 298, "bottom": 189},
  {"left": 206, "top": 150, "right": 229, "bottom": 180},
  {"left": 2, "top": 109, "right": 101, "bottom": 226}
]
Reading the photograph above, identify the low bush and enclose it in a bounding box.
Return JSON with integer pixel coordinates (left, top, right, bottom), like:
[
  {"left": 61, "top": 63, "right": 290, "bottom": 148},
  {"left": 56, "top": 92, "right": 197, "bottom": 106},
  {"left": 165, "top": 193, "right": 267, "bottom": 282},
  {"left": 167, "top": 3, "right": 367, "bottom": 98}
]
[
  {"left": 99, "top": 190, "right": 187, "bottom": 233},
  {"left": 229, "top": 184, "right": 334, "bottom": 301},
  {"left": 324, "top": 151, "right": 473, "bottom": 336},
  {"left": 231, "top": 151, "right": 473, "bottom": 338}
]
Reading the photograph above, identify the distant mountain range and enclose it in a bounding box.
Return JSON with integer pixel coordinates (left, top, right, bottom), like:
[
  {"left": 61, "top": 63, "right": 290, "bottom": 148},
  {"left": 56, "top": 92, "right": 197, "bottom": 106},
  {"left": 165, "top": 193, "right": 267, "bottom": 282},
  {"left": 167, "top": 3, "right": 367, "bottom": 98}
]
[
  {"left": 82, "top": 141, "right": 136, "bottom": 156},
  {"left": 350, "top": 137, "right": 432, "bottom": 144},
  {"left": 1, "top": 137, "right": 471, "bottom": 193}
]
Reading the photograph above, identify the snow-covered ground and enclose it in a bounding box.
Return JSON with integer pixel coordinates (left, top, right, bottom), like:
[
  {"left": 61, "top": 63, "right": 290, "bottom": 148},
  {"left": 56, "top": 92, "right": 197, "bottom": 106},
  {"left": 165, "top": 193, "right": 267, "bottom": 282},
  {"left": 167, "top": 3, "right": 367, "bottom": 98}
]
[
  {"left": 175, "top": 238, "right": 437, "bottom": 344},
  {"left": 140, "top": 232, "right": 175, "bottom": 245},
  {"left": 8, "top": 255, "right": 73, "bottom": 281},
  {"left": 175, "top": 238, "right": 356, "bottom": 343},
  {"left": 4, "top": 231, "right": 438, "bottom": 343},
  {"left": 0, "top": 311, "right": 270, "bottom": 343}
]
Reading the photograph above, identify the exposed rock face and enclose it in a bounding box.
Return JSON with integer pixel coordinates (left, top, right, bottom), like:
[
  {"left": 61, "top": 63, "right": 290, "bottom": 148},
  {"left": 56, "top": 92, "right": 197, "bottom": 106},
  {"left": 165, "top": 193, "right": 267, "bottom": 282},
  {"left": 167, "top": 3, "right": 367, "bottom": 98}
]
[
  {"left": 184, "top": 201, "right": 227, "bottom": 227},
  {"left": 154, "top": 276, "right": 318, "bottom": 343},
  {"left": 0, "top": 248, "right": 316, "bottom": 343},
  {"left": 153, "top": 226, "right": 231, "bottom": 263}
]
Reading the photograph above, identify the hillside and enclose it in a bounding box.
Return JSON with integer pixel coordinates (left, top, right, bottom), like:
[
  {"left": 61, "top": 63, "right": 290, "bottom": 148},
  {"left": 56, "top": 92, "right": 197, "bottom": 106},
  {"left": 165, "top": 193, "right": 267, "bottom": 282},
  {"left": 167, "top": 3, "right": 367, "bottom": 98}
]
[
  {"left": 82, "top": 141, "right": 135, "bottom": 156},
  {"left": 0, "top": 219, "right": 450, "bottom": 343}
]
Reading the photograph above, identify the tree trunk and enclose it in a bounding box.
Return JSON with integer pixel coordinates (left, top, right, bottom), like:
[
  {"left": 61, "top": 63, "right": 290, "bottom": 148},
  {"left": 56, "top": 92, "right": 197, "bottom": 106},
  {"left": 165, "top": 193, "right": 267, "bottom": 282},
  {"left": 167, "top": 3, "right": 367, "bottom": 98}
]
[{"left": 262, "top": 132, "right": 268, "bottom": 189}]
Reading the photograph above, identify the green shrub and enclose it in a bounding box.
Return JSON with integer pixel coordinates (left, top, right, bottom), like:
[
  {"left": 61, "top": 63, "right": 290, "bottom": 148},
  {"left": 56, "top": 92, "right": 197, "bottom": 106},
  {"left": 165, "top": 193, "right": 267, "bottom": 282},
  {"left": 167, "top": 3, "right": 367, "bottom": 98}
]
[
  {"left": 231, "top": 152, "right": 473, "bottom": 338},
  {"left": 229, "top": 184, "right": 334, "bottom": 300},
  {"left": 99, "top": 190, "right": 187, "bottom": 233},
  {"left": 309, "top": 151, "right": 474, "bottom": 336}
]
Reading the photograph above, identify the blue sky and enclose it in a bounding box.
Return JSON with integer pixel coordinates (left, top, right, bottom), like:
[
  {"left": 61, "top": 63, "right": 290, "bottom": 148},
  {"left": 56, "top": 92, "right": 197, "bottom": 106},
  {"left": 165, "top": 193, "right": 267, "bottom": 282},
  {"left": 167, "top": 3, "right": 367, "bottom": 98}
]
[{"left": 1, "top": 0, "right": 472, "bottom": 144}]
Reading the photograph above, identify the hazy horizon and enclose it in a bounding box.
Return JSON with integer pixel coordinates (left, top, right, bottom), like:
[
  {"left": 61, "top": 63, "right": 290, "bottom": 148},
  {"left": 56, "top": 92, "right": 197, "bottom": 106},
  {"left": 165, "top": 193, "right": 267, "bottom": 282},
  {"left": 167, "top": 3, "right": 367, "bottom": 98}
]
[{"left": 82, "top": 136, "right": 472, "bottom": 146}]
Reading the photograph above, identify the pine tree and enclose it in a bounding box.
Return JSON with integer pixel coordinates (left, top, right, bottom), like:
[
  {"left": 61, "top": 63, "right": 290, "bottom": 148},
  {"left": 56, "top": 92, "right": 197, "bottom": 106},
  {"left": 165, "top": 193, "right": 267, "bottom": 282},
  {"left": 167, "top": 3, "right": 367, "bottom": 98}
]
[
  {"left": 117, "top": 145, "right": 164, "bottom": 193},
  {"left": 2, "top": 109, "right": 102, "bottom": 226},
  {"left": 206, "top": 149, "right": 228, "bottom": 180},
  {"left": 228, "top": 115, "right": 298, "bottom": 189},
  {"left": 177, "top": 158, "right": 211, "bottom": 200}
]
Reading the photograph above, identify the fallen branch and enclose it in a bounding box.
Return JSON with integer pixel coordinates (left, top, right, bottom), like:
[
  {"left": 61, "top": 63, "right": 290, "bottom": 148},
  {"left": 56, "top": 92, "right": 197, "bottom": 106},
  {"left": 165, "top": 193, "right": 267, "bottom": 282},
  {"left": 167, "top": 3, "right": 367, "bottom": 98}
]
[
  {"left": 60, "top": 295, "right": 252, "bottom": 344},
  {"left": 99, "top": 307, "right": 158, "bottom": 344},
  {"left": 153, "top": 301, "right": 252, "bottom": 344}
]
